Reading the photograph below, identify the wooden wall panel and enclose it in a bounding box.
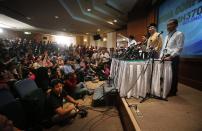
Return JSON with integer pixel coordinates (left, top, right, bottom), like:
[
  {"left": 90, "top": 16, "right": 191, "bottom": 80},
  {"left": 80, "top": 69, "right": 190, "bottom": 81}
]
[
  {"left": 179, "top": 58, "right": 202, "bottom": 90},
  {"left": 117, "top": 29, "right": 127, "bottom": 37},
  {"left": 127, "top": 9, "right": 156, "bottom": 42}
]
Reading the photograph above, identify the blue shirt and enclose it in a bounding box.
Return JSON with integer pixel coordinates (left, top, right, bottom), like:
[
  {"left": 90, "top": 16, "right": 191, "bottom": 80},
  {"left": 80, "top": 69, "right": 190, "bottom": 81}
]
[{"left": 63, "top": 65, "right": 74, "bottom": 74}]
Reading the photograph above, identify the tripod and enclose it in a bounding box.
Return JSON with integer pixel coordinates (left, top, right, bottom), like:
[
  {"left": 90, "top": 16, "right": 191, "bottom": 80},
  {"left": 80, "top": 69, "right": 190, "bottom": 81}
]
[{"left": 140, "top": 50, "right": 168, "bottom": 103}]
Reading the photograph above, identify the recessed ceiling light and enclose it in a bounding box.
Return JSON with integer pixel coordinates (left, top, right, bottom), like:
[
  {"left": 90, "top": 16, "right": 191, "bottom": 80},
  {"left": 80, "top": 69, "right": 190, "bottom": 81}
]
[
  {"left": 84, "top": 38, "right": 87, "bottom": 42},
  {"left": 26, "top": 17, "right": 31, "bottom": 20},
  {"left": 123, "top": 38, "right": 126, "bottom": 41},
  {"left": 87, "top": 8, "right": 91, "bottom": 12},
  {"left": 86, "top": 33, "right": 89, "bottom": 35},
  {"left": 113, "top": 19, "right": 117, "bottom": 23},
  {"left": 107, "top": 21, "right": 114, "bottom": 25},
  {"left": 54, "top": 16, "right": 59, "bottom": 19},
  {"left": 24, "top": 31, "right": 31, "bottom": 35},
  {"left": 97, "top": 29, "right": 100, "bottom": 32},
  {"left": 103, "top": 37, "right": 107, "bottom": 41}
]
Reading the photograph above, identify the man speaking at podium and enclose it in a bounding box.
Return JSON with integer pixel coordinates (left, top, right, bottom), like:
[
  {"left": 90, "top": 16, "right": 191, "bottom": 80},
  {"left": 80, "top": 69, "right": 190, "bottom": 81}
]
[
  {"left": 147, "top": 23, "right": 163, "bottom": 58},
  {"left": 161, "top": 19, "right": 185, "bottom": 96}
]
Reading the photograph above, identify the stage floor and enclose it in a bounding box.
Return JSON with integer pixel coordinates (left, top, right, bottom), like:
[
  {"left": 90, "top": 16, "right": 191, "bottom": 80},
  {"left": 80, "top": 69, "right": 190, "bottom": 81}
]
[{"left": 126, "top": 83, "right": 202, "bottom": 131}]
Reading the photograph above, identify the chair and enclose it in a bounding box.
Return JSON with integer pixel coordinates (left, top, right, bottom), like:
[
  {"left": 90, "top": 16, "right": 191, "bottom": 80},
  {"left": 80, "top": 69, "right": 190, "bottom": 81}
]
[
  {"left": 14, "top": 79, "right": 38, "bottom": 98},
  {"left": 0, "top": 89, "right": 26, "bottom": 129},
  {"left": 14, "top": 79, "right": 46, "bottom": 129}
]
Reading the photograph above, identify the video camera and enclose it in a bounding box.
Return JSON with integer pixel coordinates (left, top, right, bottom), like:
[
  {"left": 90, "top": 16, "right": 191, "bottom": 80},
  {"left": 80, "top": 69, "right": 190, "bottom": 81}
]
[{"left": 75, "top": 105, "right": 88, "bottom": 118}]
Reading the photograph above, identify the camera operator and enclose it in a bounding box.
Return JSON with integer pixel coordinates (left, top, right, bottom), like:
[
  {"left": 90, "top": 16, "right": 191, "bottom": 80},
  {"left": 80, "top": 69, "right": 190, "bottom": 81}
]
[{"left": 47, "top": 79, "right": 80, "bottom": 124}]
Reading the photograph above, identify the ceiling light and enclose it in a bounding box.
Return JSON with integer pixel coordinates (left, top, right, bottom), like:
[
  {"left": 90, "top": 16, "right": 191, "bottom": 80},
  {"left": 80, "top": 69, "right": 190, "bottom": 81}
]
[
  {"left": 26, "top": 17, "right": 31, "bottom": 20},
  {"left": 97, "top": 29, "right": 100, "bottom": 32},
  {"left": 123, "top": 38, "right": 126, "bottom": 41},
  {"left": 86, "top": 33, "right": 89, "bottom": 35},
  {"left": 87, "top": 8, "right": 92, "bottom": 12},
  {"left": 54, "top": 35, "right": 76, "bottom": 46},
  {"left": 54, "top": 16, "right": 59, "bottom": 19},
  {"left": 113, "top": 19, "right": 117, "bottom": 23},
  {"left": 107, "top": 21, "right": 114, "bottom": 25},
  {"left": 103, "top": 37, "right": 107, "bottom": 41},
  {"left": 84, "top": 38, "right": 87, "bottom": 42},
  {"left": 24, "top": 31, "right": 31, "bottom": 35},
  {"left": 0, "top": 28, "right": 3, "bottom": 33}
]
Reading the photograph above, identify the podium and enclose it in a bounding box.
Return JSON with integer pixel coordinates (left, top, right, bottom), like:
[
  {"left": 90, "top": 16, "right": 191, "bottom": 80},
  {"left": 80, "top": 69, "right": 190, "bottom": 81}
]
[{"left": 110, "top": 58, "right": 172, "bottom": 99}]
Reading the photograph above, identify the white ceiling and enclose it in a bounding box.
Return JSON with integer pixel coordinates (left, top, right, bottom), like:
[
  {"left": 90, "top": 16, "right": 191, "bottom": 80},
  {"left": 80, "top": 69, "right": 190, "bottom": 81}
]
[{"left": 0, "top": 14, "right": 35, "bottom": 30}]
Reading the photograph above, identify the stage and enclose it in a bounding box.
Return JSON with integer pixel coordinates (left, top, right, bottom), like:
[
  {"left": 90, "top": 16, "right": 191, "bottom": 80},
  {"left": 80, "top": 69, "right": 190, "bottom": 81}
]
[{"left": 120, "top": 83, "right": 202, "bottom": 131}]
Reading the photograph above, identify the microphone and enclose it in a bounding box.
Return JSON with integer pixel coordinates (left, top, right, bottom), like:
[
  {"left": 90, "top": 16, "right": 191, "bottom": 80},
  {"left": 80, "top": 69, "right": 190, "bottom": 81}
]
[{"left": 158, "top": 31, "right": 163, "bottom": 37}]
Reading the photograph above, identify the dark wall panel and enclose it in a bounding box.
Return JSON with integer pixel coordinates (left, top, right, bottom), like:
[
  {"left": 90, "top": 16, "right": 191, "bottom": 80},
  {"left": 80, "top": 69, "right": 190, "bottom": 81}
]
[{"left": 179, "top": 58, "right": 202, "bottom": 91}]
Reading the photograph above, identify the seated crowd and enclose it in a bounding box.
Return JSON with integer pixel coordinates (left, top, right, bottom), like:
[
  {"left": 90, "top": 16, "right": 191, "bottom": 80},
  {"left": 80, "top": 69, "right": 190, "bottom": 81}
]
[{"left": 0, "top": 38, "right": 111, "bottom": 130}]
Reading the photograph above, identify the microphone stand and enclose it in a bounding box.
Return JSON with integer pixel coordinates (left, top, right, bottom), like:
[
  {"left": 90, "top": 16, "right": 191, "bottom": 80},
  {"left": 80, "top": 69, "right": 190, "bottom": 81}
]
[{"left": 140, "top": 49, "right": 168, "bottom": 103}]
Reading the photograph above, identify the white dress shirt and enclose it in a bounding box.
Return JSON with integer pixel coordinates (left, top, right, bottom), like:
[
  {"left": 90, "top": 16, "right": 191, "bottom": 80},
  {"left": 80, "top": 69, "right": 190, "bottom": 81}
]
[
  {"left": 160, "top": 30, "right": 184, "bottom": 58},
  {"left": 91, "top": 52, "right": 98, "bottom": 60},
  {"left": 128, "top": 39, "right": 137, "bottom": 47}
]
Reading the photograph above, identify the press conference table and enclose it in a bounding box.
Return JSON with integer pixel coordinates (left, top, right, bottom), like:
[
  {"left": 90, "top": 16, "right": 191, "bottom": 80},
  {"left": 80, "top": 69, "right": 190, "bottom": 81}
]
[{"left": 110, "top": 58, "right": 172, "bottom": 99}]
